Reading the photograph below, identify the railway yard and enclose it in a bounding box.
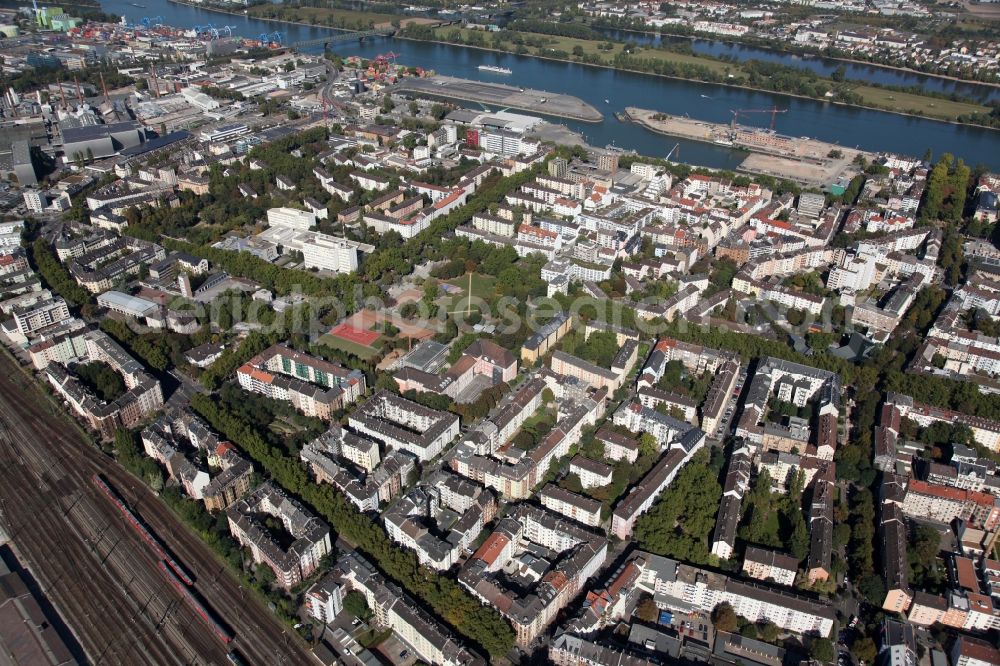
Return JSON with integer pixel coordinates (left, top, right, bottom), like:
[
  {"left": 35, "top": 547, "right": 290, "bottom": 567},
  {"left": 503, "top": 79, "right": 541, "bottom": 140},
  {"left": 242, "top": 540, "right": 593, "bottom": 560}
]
[{"left": 0, "top": 352, "right": 312, "bottom": 666}]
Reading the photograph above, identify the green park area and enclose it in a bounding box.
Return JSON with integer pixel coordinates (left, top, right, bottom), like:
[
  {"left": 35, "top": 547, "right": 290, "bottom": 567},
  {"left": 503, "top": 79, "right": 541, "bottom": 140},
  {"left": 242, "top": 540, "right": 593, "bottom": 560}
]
[{"left": 247, "top": 5, "right": 404, "bottom": 30}]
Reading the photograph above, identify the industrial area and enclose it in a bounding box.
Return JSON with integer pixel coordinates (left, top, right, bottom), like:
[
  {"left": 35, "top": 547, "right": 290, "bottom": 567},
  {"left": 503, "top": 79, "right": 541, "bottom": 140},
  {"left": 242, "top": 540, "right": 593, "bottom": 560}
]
[{"left": 625, "top": 107, "right": 868, "bottom": 187}]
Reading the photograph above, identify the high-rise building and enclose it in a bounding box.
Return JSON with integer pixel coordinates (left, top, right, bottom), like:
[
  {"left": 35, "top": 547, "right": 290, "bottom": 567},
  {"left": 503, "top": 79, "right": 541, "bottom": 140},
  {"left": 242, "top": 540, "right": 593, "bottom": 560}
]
[
  {"left": 596, "top": 150, "right": 619, "bottom": 173},
  {"left": 548, "top": 157, "right": 568, "bottom": 178}
]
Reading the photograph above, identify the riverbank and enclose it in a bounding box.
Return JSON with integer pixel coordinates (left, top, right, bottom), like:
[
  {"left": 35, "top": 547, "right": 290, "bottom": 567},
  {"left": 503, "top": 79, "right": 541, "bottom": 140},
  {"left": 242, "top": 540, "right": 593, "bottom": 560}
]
[
  {"left": 590, "top": 23, "right": 1000, "bottom": 91},
  {"left": 397, "top": 30, "right": 998, "bottom": 132},
  {"left": 414, "top": 26, "right": 994, "bottom": 126}
]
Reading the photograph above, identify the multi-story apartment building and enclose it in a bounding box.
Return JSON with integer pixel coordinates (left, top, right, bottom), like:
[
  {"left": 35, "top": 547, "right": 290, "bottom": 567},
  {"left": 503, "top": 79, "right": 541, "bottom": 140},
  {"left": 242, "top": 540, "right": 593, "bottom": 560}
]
[
  {"left": 570, "top": 455, "right": 613, "bottom": 489},
  {"left": 901, "top": 479, "right": 1000, "bottom": 529},
  {"left": 337, "top": 552, "right": 486, "bottom": 665},
  {"left": 742, "top": 546, "right": 798, "bottom": 587},
  {"left": 237, "top": 344, "right": 365, "bottom": 419},
  {"left": 140, "top": 411, "right": 254, "bottom": 512},
  {"left": 712, "top": 444, "right": 754, "bottom": 560},
  {"left": 634, "top": 552, "right": 836, "bottom": 636},
  {"left": 472, "top": 212, "right": 516, "bottom": 237},
  {"left": 521, "top": 311, "right": 572, "bottom": 363},
  {"left": 950, "top": 635, "right": 1000, "bottom": 666},
  {"left": 266, "top": 206, "right": 315, "bottom": 230},
  {"left": 881, "top": 500, "right": 913, "bottom": 614},
  {"left": 6, "top": 296, "right": 71, "bottom": 342},
  {"left": 459, "top": 505, "right": 608, "bottom": 647},
  {"left": 807, "top": 476, "right": 835, "bottom": 583},
  {"left": 202, "top": 446, "right": 254, "bottom": 513},
  {"left": 878, "top": 619, "right": 917, "bottom": 666},
  {"left": 301, "top": 427, "right": 415, "bottom": 513},
  {"left": 450, "top": 387, "right": 606, "bottom": 500},
  {"left": 383, "top": 471, "right": 496, "bottom": 570},
  {"left": 596, "top": 428, "right": 639, "bottom": 463},
  {"left": 349, "top": 390, "right": 459, "bottom": 462},
  {"left": 227, "top": 483, "right": 331, "bottom": 590},
  {"left": 540, "top": 484, "right": 603, "bottom": 528},
  {"left": 550, "top": 350, "right": 625, "bottom": 392},
  {"left": 44, "top": 329, "right": 163, "bottom": 438},
  {"left": 610, "top": 403, "right": 706, "bottom": 539},
  {"left": 304, "top": 574, "right": 343, "bottom": 625},
  {"left": 26, "top": 323, "right": 90, "bottom": 370}
]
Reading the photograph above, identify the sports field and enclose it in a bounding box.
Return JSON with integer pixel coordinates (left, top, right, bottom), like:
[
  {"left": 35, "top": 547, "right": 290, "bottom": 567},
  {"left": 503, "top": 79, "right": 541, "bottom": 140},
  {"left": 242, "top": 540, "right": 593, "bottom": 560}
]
[
  {"left": 321, "top": 322, "right": 383, "bottom": 360},
  {"left": 330, "top": 322, "right": 381, "bottom": 347}
]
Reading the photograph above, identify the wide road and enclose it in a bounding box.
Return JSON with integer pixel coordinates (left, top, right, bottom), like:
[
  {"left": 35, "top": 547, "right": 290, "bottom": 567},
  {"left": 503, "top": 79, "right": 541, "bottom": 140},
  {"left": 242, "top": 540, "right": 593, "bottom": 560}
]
[{"left": 0, "top": 352, "right": 314, "bottom": 665}]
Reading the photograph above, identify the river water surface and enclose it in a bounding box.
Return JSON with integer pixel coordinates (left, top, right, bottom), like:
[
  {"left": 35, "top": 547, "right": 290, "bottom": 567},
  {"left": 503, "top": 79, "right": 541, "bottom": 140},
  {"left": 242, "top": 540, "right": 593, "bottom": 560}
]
[{"left": 103, "top": 0, "right": 1000, "bottom": 171}]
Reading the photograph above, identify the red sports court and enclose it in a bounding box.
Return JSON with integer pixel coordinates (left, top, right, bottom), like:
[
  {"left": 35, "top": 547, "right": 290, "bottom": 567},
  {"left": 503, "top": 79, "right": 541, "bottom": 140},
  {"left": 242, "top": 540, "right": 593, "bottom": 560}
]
[{"left": 329, "top": 322, "right": 380, "bottom": 347}]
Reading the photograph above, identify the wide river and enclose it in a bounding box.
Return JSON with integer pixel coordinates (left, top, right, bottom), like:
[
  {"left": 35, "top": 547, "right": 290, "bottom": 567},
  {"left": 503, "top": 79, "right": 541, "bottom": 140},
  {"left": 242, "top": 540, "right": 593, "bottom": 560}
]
[
  {"left": 103, "top": 0, "right": 1000, "bottom": 171},
  {"left": 598, "top": 29, "right": 1000, "bottom": 104}
]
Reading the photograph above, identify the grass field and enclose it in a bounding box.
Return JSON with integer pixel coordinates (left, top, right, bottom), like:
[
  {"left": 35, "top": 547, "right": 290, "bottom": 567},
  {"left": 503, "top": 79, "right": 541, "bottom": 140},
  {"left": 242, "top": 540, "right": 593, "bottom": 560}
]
[
  {"left": 442, "top": 273, "right": 497, "bottom": 316},
  {"left": 430, "top": 27, "right": 991, "bottom": 121},
  {"left": 317, "top": 332, "right": 383, "bottom": 360},
  {"left": 434, "top": 27, "right": 732, "bottom": 76},
  {"left": 446, "top": 273, "right": 497, "bottom": 299},
  {"left": 849, "top": 84, "right": 988, "bottom": 120},
  {"left": 248, "top": 5, "right": 403, "bottom": 30}
]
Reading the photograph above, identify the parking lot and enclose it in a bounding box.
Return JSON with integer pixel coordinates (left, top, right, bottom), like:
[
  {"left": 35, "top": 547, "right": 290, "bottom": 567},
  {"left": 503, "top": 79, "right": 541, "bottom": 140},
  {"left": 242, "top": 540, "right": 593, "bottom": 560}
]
[
  {"left": 712, "top": 369, "right": 748, "bottom": 441},
  {"left": 374, "top": 633, "right": 417, "bottom": 666}
]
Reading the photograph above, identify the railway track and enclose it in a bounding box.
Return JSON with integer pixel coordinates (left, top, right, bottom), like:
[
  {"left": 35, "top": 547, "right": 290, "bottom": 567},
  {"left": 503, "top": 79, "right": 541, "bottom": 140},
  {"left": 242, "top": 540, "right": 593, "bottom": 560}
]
[
  {"left": 0, "top": 355, "right": 313, "bottom": 665},
  {"left": 0, "top": 421, "right": 207, "bottom": 664}
]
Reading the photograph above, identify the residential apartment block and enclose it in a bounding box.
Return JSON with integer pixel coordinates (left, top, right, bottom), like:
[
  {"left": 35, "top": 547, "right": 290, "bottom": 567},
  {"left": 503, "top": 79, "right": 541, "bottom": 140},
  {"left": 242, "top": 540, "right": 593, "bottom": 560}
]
[
  {"left": 227, "top": 482, "right": 332, "bottom": 590},
  {"left": 237, "top": 344, "right": 365, "bottom": 419}
]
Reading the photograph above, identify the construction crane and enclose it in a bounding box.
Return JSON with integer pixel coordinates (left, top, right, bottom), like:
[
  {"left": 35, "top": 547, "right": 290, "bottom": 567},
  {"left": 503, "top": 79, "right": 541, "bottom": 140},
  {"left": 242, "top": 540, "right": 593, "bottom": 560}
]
[
  {"left": 666, "top": 142, "right": 680, "bottom": 162},
  {"left": 729, "top": 107, "right": 788, "bottom": 131}
]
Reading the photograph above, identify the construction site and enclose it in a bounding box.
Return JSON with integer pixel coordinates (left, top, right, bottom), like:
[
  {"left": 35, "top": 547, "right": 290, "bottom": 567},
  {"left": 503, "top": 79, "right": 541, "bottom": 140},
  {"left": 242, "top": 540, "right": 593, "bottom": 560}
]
[{"left": 625, "top": 106, "right": 872, "bottom": 187}]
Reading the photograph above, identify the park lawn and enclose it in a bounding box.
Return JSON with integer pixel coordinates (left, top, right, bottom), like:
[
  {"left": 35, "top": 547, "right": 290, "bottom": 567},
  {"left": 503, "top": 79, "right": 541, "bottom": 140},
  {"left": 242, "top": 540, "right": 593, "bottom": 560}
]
[
  {"left": 248, "top": 5, "right": 402, "bottom": 30},
  {"left": 442, "top": 273, "right": 496, "bottom": 316},
  {"left": 433, "top": 27, "right": 733, "bottom": 76},
  {"left": 629, "top": 45, "right": 735, "bottom": 76},
  {"left": 317, "top": 332, "right": 383, "bottom": 360},
  {"left": 850, "top": 84, "right": 988, "bottom": 120},
  {"left": 446, "top": 272, "right": 497, "bottom": 300}
]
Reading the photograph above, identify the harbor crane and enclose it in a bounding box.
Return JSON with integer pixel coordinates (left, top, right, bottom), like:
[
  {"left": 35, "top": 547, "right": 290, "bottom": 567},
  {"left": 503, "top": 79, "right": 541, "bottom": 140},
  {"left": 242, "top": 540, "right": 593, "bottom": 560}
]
[
  {"left": 729, "top": 107, "right": 787, "bottom": 131},
  {"left": 666, "top": 142, "right": 680, "bottom": 162},
  {"left": 257, "top": 31, "right": 282, "bottom": 45}
]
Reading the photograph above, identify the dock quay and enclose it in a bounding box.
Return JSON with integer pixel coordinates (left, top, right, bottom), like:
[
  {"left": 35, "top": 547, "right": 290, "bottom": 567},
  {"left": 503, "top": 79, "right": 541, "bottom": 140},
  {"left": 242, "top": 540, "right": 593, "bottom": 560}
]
[
  {"left": 393, "top": 75, "right": 603, "bottom": 123},
  {"left": 625, "top": 107, "right": 873, "bottom": 186}
]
